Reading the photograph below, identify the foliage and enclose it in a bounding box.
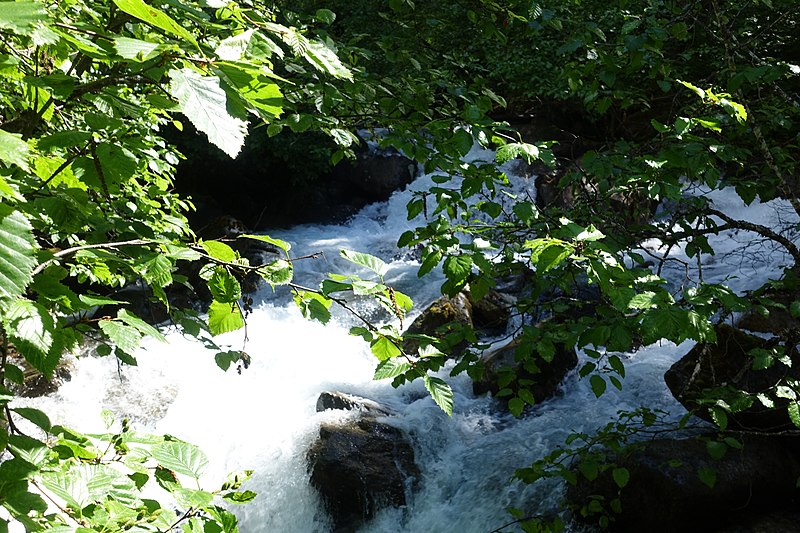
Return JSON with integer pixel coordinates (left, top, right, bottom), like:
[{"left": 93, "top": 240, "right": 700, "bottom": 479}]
[{"left": 1, "top": 0, "right": 799, "bottom": 530}]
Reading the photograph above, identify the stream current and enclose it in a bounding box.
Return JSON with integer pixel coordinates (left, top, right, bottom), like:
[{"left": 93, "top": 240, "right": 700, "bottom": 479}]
[{"left": 23, "top": 146, "right": 799, "bottom": 532}]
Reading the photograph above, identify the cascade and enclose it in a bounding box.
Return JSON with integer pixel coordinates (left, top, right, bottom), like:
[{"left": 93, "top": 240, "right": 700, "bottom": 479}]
[{"left": 22, "top": 146, "right": 799, "bottom": 532}]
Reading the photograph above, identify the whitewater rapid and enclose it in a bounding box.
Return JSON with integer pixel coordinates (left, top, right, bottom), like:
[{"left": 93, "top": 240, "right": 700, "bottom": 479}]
[{"left": 23, "top": 146, "right": 799, "bottom": 532}]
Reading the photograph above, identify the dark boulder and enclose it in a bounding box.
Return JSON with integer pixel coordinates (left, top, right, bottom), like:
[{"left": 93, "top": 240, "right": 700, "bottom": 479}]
[
  {"left": 467, "top": 288, "right": 515, "bottom": 337},
  {"left": 665, "top": 324, "right": 800, "bottom": 431},
  {"left": 402, "top": 292, "right": 473, "bottom": 358},
  {"left": 333, "top": 151, "right": 416, "bottom": 203},
  {"left": 315, "top": 391, "right": 389, "bottom": 416},
  {"left": 308, "top": 392, "right": 419, "bottom": 532},
  {"left": 567, "top": 434, "right": 800, "bottom": 532},
  {"left": 472, "top": 336, "right": 578, "bottom": 404}
]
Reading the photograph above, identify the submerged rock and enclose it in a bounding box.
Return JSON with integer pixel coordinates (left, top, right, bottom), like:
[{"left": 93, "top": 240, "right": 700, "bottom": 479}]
[
  {"left": 308, "top": 392, "right": 419, "bottom": 532},
  {"left": 665, "top": 324, "right": 800, "bottom": 431},
  {"left": 567, "top": 434, "right": 800, "bottom": 532}
]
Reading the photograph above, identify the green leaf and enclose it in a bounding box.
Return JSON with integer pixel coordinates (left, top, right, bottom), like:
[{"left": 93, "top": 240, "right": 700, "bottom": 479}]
[
  {"left": 302, "top": 39, "right": 352, "bottom": 80},
  {"left": 442, "top": 255, "right": 473, "bottom": 292},
  {"left": 0, "top": 206, "right": 38, "bottom": 303},
  {"left": 3, "top": 299, "right": 58, "bottom": 375},
  {"left": 293, "top": 291, "right": 331, "bottom": 324},
  {"left": 698, "top": 466, "right": 716, "bottom": 488},
  {"left": 113, "top": 0, "right": 198, "bottom": 47},
  {"left": 201, "top": 240, "right": 237, "bottom": 262},
  {"left": 0, "top": 130, "right": 30, "bottom": 171},
  {"left": 118, "top": 309, "right": 167, "bottom": 342},
  {"left": 340, "top": 249, "right": 389, "bottom": 277},
  {"left": 508, "top": 397, "right": 525, "bottom": 417},
  {"left": 208, "top": 300, "right": 244, "bottom": 336},
  {"left": 10, "top": 408, "right": 51, "bottom": 432},
  {"left": 258, "top": 259, "right": 293, "bottom": 286},
  {"left": 216, "top": 63, "right": 283, "bottom": 120},
  {"left": 99, "top": 320, "right": 142, "bottom": 355},
  {"left": 612, "top": 467, "right": 629, "bottom": 488},
  {"left": 222, "top": 490, "right": 257, "bottom": 504},
  {"left": 0, "top": 1, "right": 46, "bottom": 36},
  {"left": 152, "top": 442, "right": 209, "bottom": 479},
  {"left": 706, "top": 440, "right": 727, "bottom": 460},
  {"left": 173, "top": 487, "right": 213, "bottom": 508},
  {"left": 114, "top": 37, "right": 168, "bottom": 61},
  {"left": 589, "top": 375, "right": 606, "bottom": 398},
  {"left": 373, "top": 358, "right": 411, "bottom": 380},
  {"left": 789, "top": 401, "right": 800, "bottom": 428},
  {"left": 496, "top": 142, "right": 539, "bottom": 164},
  {"left": 168, "top": 68, "right": 248, "bottom": 158},
  {"left": 423, "top": 375, "right": 454, "bottom": 416},
  {"left": 370, "top": 335, "right": 401, "bottom": 361},
  {"left": 214, "top": 350, "right": 241, "bottom": 372},
  {"left": 208, "top": 268, "right": 242, "bottom": 303},
  {"left": 240, "top": 234, "right": 291, "bottom": 253}
]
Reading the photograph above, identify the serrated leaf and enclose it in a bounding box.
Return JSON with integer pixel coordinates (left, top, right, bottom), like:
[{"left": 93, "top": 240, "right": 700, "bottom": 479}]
[
  {"left": 114, "top": 36, "right": 167, "bottom": 61},
  {"left": 208, "top": 300, "right": 244, "bottom": 335},
  {"left": 0, "top": 206, "right": 38, "bottom": 303},
  {"left": 168, "top": 68, "right": 248, "bottom": 158},
  {"left": 340, "top": 249, "right": 388, "bottom": 277},
  {"left": 0, "top": 130, "right": 30, "bottom": 171},
  {"left": 152, "top": 442, "right": 208, "bottom": 479},
  {"left": 423, "top": 375, "right": 453, "bottom": 416},
  {"left": 173, "top": 487, "right": 213, "bottom": 508},
  {"left": 293, "top": 291, "right": 331, "bottom": 324},
  {"left": 118, "top": 309, "right": 167, "bottom": 342},
  {"left": 216, "top": 63, "right": 283, "bottom": 119},
  {"left": 113, "top": 0, "right": 198, "bottom": 47},
  {"left": 370, "top": 335, "right": 401, "bottom": 361},
  {"left": 240, "top": 234, "right": 291, "bottom": 253},
  {"left": 3, "top": 299, "right": 57, "bottom": 375},
  {"left": 10, "top": 407, "right": 51, "bottom": 432},
  {"left": 496, "top": 142, "right": 539, "bottom": 164},
  {"left": 303, "top": 39, "right": 352, "bottom": 80},
  {"left": 201, "top": 240, "right": 237, "bottom": 262},
  {"left": 789, "top": 401, "right": 800, "bottom": 428},
  {"left": 0, "top": 1, "right": 46, "bottom": 36},
  {"left": 222, "top": 490, "right": 257, "bottom": 504},
  {"left": 99, "top": 320, "right": 142, "bottom": 355},
  {"left": 208, "top": 267, "right": 242, "bottom": 303},
  {"left": 373, "top": 358, "right": 411, "bottom": 380},
  {"left": 258, "top": 259, "right": 293, "bottom": 286}
]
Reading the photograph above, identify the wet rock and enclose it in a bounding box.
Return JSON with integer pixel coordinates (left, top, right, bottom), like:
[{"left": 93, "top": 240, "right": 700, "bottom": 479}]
[
  {"left": 402, "top": 292, "right": 473, "bottom": 357},
  {"left": 308, "top": 392, "right": 419, "bottom": 532},
  {"left": 7, "top": 354, "right": 73, "bottom": 398},
  {"left": 665, "top": 324, "right": 800, "bottom": 431},
  {"left": 334, "top": 152, "right": 417, "bottom": 203},
  {"left": 472, "top": 335, "right": 577, "bottom": 405},
  {"left": 467, "top": 288, "right": 515, "bottom": 337},
  {"left": 567, "top": 434, "right": 800, "bottom": 532},
  {"left": 315, "top": 391, "right": 389, "bottom": 416}
]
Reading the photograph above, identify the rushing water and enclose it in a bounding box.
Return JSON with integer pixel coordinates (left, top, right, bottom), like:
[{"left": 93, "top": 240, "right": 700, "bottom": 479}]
[{"left": 23, "top": 147, "right": 799, "bottom": 532}]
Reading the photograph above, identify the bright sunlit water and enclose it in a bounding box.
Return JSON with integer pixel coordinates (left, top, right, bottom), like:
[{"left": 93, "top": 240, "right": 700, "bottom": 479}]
[{"left": 23, "top": 146, "right": 800, "bottom": 532}]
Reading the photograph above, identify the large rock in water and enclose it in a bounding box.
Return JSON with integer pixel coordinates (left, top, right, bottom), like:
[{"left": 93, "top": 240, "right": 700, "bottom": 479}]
[
  {"left": 566, "top": 435, "right": 800, "bottom": 532},
  {"left": 472, "top": 335, "right": 578, "bottom": 406},
  {"left": 308, "top": 392, "right": 419, "bottom": 532},
  {"left": 402, "top": 292, "right": 473, "bottom": 357},
  {"left": 665, "top": 324, "right": 800, "bottom": 431}
]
